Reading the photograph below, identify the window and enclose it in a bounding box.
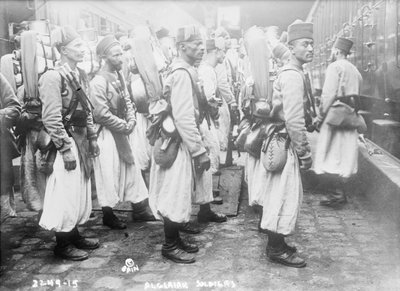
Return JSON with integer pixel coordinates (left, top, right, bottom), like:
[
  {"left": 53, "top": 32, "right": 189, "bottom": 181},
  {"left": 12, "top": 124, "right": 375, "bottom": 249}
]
[
  {"left": 397, "top": 0, "right": 400, "bottom": 68},
  {"left": 386, "top": 0, "right": 396, "bottom": 63}
]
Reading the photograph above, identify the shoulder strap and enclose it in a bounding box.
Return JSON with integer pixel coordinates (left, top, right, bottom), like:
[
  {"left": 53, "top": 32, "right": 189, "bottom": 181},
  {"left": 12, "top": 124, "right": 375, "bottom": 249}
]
[
  {"left": 280, "top": 66, "right": 316, "bottom": 117},
  {"left": 77, "top": 67, "right": 88, "bottom": 85},
  {"left": 169, "top": 67, "right": 203, "bottom": 100},
  {"left": 47, "top": 69, "right": 80, "bottom": 126}
]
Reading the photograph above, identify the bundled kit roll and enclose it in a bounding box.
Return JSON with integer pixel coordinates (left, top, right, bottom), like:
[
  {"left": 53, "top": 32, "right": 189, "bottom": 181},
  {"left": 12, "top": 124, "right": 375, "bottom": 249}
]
[{"left": 130, "top": 33, "right": 164, "bottom": 113}]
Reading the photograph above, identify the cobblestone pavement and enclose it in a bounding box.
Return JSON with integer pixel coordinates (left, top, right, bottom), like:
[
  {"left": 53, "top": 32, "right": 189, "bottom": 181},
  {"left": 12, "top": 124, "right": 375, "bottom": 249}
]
[{"left": 1, "top": 174, "right": 400, "bottom": 291}]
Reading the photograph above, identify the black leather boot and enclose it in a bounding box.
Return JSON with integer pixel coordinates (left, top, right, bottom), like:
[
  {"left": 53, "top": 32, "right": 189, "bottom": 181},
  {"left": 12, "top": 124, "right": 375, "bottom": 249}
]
[
  {"left": 320, "top": 189, "right": 347, "bottom": 207},
  {"left": 178, "top": 222, "right": 201, "bottom": 234},
  {"left": 102, "top": 207, "right": 127, "bottom": 229},
  {"left": 161, "top": 218, "right": 195, "bottom": 264},
  {"left": 266, "top": 231, "right": 305, "bottom": 268},
  {"left": 54, "top": 231, "right": 88, "bottom": 261},
  {"left": 131, "top": 199, "right": 156, "bottom": 222},
  {"left": 70, "top": 227, "right": 99, "bottom": 250},
  {"left": 198, "top": 203, "right": 227, "bottom": 223},
  {"left": 177, "top": 237, "right": 199, "bottom": 253}
]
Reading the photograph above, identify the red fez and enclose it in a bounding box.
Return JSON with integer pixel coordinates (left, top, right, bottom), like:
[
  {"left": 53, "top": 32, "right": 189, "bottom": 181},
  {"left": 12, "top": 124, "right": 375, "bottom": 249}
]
[
  {"left": 96, "top": 35, "right": 120, "bottom": 57},
  {"left": 287, "top": 20, "right": 313, "bottom": 43},
  {"left": 334, "top": 37, "right": 353, "bottom": 54}
]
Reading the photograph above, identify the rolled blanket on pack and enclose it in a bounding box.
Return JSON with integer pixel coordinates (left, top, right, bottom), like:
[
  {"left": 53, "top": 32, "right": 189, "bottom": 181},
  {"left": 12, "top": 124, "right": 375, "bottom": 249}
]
[
  {"left": 21, "top": 30, "right": 39, "bottom": 99},
  {"left": 244, "top": 26, "right": 271, "bottom": 101},
  {"left": 131, "top": 35, "right": 163, "bottom": 104}
]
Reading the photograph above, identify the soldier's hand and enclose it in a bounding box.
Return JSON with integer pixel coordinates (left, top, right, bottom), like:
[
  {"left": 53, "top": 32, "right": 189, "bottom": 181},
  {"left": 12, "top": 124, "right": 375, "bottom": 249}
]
[
  {"left": 124, "top": 121, "right": 136, "bottom": 135},
  {"left": 89, "top": 139, "right": 100, "bottom": 158},
  {"left": 299, "top": 156, "right": 312, "bottom": 170},
  {"left": 62, "top": 149, "right": 77, "bottom": 171},
  {"left": 194, "top": 152, "right": 210, "bottom": 175},
  {"left": 312, "top": 116, "right": 323, "bottom": 132}
]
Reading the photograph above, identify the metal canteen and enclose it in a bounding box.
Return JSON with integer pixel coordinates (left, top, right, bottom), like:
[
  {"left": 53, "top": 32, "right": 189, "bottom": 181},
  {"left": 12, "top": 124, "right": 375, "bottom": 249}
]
[
  {"left": 252, "top": 99, "right": 271, "bottom": 119},
  {"left": 161, "top": 115, "right": 178, "bottom": 137}
]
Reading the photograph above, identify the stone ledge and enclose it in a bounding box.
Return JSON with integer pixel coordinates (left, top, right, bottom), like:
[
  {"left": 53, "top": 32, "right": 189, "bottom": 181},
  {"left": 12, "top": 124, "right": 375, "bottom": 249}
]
[{"left": 353, "top": 139, "right": 400, "bottom": 228}]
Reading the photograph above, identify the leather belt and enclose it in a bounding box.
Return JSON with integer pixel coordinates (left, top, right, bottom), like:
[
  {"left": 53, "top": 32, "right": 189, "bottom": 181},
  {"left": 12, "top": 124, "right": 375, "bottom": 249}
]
[{"left": 337, "top": 95, "right": 360, "bottom": 111}]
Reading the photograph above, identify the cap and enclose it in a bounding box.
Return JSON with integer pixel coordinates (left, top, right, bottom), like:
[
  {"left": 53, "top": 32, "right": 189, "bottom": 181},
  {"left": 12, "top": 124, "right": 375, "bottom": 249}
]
[
  {"left": 287, "top": 19, "right": 313, "bottom": 43},
  {"left": 272, "top": 43, "right": 289, "bottom": 60},
  {"left": 96, "top": 35, "right": 120, "bottom": 57},
  {"left": 206, "top": 39, "right": 216, "bottom": 51},
  {"left": 176, "top": 25, "right": 202, "bottom": 43},
  {"left": 156, "top": 27, "right": 169, "bottom": 39},
  {"left": 53, "top": 26, "right": 81, "bottom": 51},
  {"left": 334, "top": 37, "right": 353, "bottom": 54}
]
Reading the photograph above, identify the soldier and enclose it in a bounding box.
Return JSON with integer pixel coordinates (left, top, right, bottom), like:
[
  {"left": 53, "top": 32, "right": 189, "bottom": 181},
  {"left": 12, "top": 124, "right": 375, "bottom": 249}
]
[
  {"left": 155, "top": 27, "right": 175, "bottom": 65},
  {"left": 214, "top": 28, "right": 238, "bottom": 153},
  {"left": 90, "top": 35, "right": 154, "bottom": 230},
  {"left": 38, "top": 26, "right": 100, "bottom": 261},
  {"left": 148, "top": 25, "right": 211, "bottom": 264},
  {"left": 0, "top": 73, "right": 21, "bottom": 222},
  {"left": 195, "top": 38, "right": 229, "bottom": 217},
  {"left": 0, "top": 72, "right": 21, "bottom": 273},
  {"left": 272, "top": 43, "right": 291, "bottom": 69},
  {"left": 314, "top": 37, "right": 362, "bottom": 207},
  {"left": 262, "top": 20, "right": 314, "bottom": 268}
]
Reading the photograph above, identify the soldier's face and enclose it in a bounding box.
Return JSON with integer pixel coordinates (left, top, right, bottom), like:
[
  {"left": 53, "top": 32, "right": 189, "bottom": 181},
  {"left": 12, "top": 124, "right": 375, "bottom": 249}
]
[
  {"left": 216, "top": 49, "right": 225, "bottom": 64},
  {"left": 63, "top": 38, "right": 85, "bottom": 63},
  {"left": 290, "top": 38, "right": 314, "bottom": 64},
  {"left": 330, "top": 48, "right": 338, "bottom": 62},
  {"left": 224, "top": 37, "right": 231, "bottom": 49},
  {"left": 182, "top": 39, "right": 204, "bottom": 65},
  {"left": 105, "top": 45, "right": 124, "bottom": 71}
]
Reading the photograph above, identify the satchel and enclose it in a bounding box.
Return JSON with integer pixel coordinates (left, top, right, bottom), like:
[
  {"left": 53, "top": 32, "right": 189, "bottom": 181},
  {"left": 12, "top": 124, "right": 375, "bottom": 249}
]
[
  {"left": 261, "top": 131, "right": 290, "bottom": 172},
  {"left": 325, "top": 102, "right": 367, "bottom": 133},
  {"left": 244, "top": 123, "right": 267, "bottom": 158},
  {"left": 37, "top": 128, "right": 53, "bottom": 152},
  {"left": 234, "top": 118, "right": 251, "bottom": 152},
  {"left": 153, "top": 135, "right": 181, "bottom": 169},
  {"left": 129, "top": 75, "right": 149, "bottom": 114}
]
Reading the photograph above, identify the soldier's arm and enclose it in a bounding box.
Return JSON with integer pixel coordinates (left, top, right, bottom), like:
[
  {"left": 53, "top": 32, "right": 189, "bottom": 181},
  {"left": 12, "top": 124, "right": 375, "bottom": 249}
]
[
  {"left": 38, "top": 70, "right": 72, "bottom": 152},
  {"left": 89, "top": 76, "right": 129, "bottom": 133},
  {"left": 123, "top": 86, "right": 136, "bottom": 125},
  {"left": 198, "top": 66, "right": 217, "bottom": 102},
  {"left": 280, "top": 70, "right": 311, "bottom": 160},
  {"left": 170, "top": 70, "right": 206, "bottom": 158},
  {"left": 0, "top": 73, "right": 21, "bottom": 124},
  {"left": 319, "top": 63, "right": 340, "bottom": 117},
  {"left": 215, "top": 63, "right": 236, "bottom": 105}
]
